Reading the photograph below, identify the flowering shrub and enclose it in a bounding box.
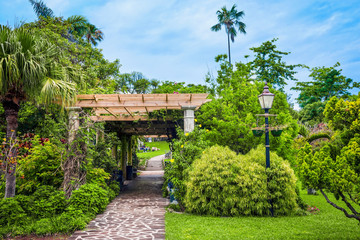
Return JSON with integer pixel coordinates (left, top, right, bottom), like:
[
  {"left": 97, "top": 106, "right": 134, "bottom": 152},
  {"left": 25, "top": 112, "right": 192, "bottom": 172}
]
[
  {"left": 307, "top": 205, "right": 320, "bottom": 214},
  {"left": 163, "top": 127, "right": 211, "bottom": 208}
]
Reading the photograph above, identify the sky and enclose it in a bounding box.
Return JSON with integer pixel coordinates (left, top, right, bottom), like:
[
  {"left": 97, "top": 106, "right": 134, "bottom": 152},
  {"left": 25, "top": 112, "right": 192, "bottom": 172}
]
[{"left": 1, "top": 0, "right": 360, "bottom": 108}]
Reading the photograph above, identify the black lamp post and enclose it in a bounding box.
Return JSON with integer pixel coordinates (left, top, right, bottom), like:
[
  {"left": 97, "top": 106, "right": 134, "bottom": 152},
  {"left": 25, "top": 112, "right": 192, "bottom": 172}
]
[
  {"left": 258, "top": 82, "right": 275, "bottom": 216},
  {"left": 258, "top": 82, "right": 275, "bottom": 169}
]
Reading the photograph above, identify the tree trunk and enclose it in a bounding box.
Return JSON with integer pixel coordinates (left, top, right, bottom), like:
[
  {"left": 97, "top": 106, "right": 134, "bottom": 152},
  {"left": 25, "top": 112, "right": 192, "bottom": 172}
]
[
  {"left": 3, "top": 100, "right": 20, "bottom": 198},
  {"left": 227, "top": 30, "right": 231, "bottom": 66}
]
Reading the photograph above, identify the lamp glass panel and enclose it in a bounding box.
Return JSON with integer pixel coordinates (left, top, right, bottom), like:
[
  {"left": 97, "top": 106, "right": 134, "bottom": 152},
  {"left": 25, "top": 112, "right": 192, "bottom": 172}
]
[{"left": 259, "top": 95, "right": 274, "bottom": 109}]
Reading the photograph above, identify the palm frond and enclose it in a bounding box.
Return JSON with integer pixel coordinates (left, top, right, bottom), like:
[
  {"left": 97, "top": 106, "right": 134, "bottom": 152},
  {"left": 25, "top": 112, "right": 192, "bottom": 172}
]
[
  {"left": 28, "top": 0, "right": 54, "bottom": 18},
  {"left": 40, "top": 77, "right": 76, "bottom": 107},
  {"left": 235, "top": 21, "right": 246, "bottom": 34},
  {"left": 211, "top": 23, "right": 222, "bottom": 32}
]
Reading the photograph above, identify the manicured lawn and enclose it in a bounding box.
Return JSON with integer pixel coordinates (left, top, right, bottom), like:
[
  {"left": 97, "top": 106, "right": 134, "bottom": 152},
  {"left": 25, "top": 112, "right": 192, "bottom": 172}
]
[
  {"left": 165, "top": 189, "right": 360, "bottom": 239},
  {"left": 137, "top": 141, "right": 170, "bottom": 166}
]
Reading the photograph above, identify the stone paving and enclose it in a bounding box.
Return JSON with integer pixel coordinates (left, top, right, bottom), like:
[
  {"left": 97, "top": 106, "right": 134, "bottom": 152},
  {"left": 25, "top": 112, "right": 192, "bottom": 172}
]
[{"left": 68, "top": 155, "right": 168, "bottom": 240}]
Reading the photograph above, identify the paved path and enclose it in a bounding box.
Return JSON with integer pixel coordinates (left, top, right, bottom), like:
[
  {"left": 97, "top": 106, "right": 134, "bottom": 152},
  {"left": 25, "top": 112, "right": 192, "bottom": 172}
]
[{"left": 69, "top": 155, "right": 168, "bottom": 240}]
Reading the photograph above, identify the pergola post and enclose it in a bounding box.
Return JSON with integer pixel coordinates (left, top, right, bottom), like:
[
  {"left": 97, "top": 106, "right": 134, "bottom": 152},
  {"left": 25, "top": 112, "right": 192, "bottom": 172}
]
[
  {"left": 127, "top": 136, "right": 133, "bottom": 166},
  {"left": 96, "top": 130, "right": 104, "bottom": 145},
  {"left": 112, "top": 144, "right": 118, "bottom": 161},
  {"left": 67, "top": 107, "right": 82, "bottom": 143},
  {"left": 182, "top": 106, "right": 197, "bottom": 133},
  {"left": 120, "top": 135, "right": 127, "bottom": 179}
]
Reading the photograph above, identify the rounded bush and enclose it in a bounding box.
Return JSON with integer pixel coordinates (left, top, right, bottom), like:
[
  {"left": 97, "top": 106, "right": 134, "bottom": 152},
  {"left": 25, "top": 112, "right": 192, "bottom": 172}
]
[
  {"left": 68, "top": 183, "right": 109, "bottom": 216},
  {"left": 243, "top": 146, "right": 298, "bottom": 215},
  {"left": 184, "top": 145, "right": 298, "bottom": 216}
]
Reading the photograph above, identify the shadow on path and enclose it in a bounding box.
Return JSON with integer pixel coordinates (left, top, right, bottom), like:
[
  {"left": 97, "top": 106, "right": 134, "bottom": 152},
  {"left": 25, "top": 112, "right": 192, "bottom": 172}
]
[{"left": 69, "top": 155, "right": 168, "bottom": 240}]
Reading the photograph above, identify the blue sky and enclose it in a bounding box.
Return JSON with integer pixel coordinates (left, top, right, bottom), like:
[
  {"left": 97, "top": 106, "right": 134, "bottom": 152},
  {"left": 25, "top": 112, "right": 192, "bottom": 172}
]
[{"left": 1, "top": 0, "right": 359, "bottom": 107}]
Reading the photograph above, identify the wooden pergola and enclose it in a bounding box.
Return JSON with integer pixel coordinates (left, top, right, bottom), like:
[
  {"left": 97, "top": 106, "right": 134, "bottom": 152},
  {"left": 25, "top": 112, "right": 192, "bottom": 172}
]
[
  {"left": 69, "top": 93, "right": 211, "bottom": 179},
  {"left": 75, "top": 93, "right": 211, "bottom": 123}
]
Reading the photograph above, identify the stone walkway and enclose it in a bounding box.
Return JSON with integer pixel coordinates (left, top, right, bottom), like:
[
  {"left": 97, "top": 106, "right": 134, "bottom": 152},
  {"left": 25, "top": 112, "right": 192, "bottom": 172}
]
[{"left": 68, "top": 155, "right": 168, "bottom": 240}]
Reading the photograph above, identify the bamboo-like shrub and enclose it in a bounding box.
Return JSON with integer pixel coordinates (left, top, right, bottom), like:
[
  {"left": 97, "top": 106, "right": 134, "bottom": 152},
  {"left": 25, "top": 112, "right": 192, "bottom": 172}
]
[{"left": 184, "top": 145, "right": 298, "bottom": 216}]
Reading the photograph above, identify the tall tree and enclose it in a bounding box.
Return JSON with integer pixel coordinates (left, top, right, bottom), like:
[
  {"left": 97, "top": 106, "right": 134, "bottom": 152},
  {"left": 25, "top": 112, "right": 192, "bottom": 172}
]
[
  {"left": 0, "top": 26, "right": 77, "bottom": 198},
  {"left": 211, "top": 4, "right": 246, "bottom": 66},
  {"left": 292, "top": 62, "right": 357, "bottom": 108},
  {"left": 250, "top": 38, "right": 303, "bottom": 89}
]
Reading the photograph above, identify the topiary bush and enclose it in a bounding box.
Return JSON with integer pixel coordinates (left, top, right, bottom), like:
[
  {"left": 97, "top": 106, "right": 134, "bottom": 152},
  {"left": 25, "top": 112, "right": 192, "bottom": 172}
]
[
  {"left": 68, "top": 183, "right": 109, "bottom": 217},
  {"left": 184, "top": 145, "right": 299, "bottom": 216}
]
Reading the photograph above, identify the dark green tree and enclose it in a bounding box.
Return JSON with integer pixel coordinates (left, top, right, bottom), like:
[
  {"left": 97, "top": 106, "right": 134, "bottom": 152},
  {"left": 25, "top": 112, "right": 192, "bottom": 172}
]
[
  {"left": 198, "top": 55, "right": 298, "bottom": 163},
  {"left": 292, "top": 62, "right": 357, "bottom": 108},
  {"left": 211, "top": 4, "right": 246, "bottom": 66},
  {"left": 250, "top": 38, "right": 303, "bottom": 89}
]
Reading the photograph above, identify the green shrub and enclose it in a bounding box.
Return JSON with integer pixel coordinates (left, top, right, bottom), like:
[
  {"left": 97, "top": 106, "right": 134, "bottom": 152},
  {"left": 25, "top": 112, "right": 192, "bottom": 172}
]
[
  {"left": 31, "top": 185, "right": 67, "bottom": 218},
  {"left": 164, "top": 127, "right": 211, "bottom": 206},
  {"left": 243, "top": 146, "right": 299, "bottom": 215},
  {"left": 107, "top": 181, "right": 121, "bottom": 201},
  {"left": 87, "top": 167, "right": 111, "bottom": 188},
  {"left": 68, "top": 183, "right": 109, "bottom": 217},
  {"left": 0, "top": 197, "right": 29, "bottom": 226},
  {"left": 184, "top": 145, "right": 299, "bottom": 216},
  {"left": 16, "top": 138, "right": 64, "bottom": 195}
]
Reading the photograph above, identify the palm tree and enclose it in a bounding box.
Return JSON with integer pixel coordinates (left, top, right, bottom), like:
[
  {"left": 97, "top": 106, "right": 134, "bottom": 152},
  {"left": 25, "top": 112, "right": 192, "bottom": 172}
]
[
  {"left": 67, "top": 15, "right": 90, "bottom": 37},
  {"left": 0, "top": 26, "right": 77, "bottom": 198},
  {"left": 28, "top": 1, "right": 104, "bottom": 46},
  {"left": 84, "top": 23, "right": 104, "bottom": 46},
  {"left": 211, "top": 5, "right": 246, "bottom": 66}
]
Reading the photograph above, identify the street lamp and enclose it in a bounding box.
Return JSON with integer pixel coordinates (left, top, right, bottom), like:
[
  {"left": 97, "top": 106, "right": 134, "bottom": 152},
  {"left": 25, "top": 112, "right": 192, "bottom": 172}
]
[
  {"left": 258, "top": 82, "right": 275, "bottom": 216},
  {"left": 258, "top": 82, "right": 275, "bottom": 169}
]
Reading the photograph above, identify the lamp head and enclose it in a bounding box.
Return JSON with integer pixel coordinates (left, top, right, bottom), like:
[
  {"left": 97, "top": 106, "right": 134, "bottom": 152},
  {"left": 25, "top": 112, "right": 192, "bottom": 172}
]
[{"left": 258, "top": 82, "right": 275, "bottom": 110}]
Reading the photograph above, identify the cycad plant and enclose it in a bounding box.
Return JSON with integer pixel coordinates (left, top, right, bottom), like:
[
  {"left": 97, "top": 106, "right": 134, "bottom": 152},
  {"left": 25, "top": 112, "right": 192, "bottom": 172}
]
[{"left": 0, "top": 25, "right": 78, "bottom": 198}]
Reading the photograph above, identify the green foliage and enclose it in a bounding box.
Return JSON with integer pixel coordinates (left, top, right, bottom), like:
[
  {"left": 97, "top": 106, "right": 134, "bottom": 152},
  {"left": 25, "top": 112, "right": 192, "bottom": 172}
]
[
  {"left": 25, "top": 17, "right": 119, "bottom": 94},
  {"left": 31, "top": 185, "right": 67, "bottom": 218},
  {"left": 184, "top": 145, "right": 298, "bottom": 216},
  {"left": 250, "top": 38, "right": 304, "bottom": 89},
  {"left": 68, "top": 183, "right": 109, "bottom": 217},
  {"left": 199, "top": 56, "right": 298, "bottom": 164},
  {"left": 0, "top": 197, "right": 29, "bottom": 226},
  {"left": 293, "top": 62, "right": 356, "bottom": 109},
  {"left": 17, "top": 138, "right": 64, "bottom": 194},
  {"left": 166, "top": 189, "right": 360, "bottom": 240},
  {"left": 243, "top": 146, "right": 299, "bottom": 215},
  {"left": 164, "top": 127, "right": 211, "bottom": 206},
  {"left": 152, "top": 81, "right": 210, "bottom": 94},
  {"left": 297, "top": 140, "right": 360, "bottom": 221},
  {"left": 91, "top": 136, "right": 117, "bottom": 176},
  {"left": 298, "top": 101, "right": 326, "bottom": 126},
  {"left": 107, "top": 181, "right": 121, "bottom": 201},
  {"left": 87, "top": 168, "right": 111, "bottom": 188},
  {"left": 185, "top": 145, "right": 268, "bottom": 216}
]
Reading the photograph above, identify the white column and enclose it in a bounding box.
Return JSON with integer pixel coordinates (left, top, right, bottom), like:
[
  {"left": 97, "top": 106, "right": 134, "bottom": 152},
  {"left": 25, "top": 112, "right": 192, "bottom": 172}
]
[
  {"left": 67, "top": 107, "right": 82, "bottom": 144},
  {"left": 182, "top": 106, "right": 196, "bottom": 133}
]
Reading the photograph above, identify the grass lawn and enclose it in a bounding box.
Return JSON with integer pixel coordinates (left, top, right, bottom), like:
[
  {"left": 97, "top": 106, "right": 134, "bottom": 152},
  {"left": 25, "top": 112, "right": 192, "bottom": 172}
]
[
  {"left": 165, "top": 189, "right": 360, "bottom": 240},
  {"left": 137, "top": 141, "right": 170, "bottom": 166}
]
